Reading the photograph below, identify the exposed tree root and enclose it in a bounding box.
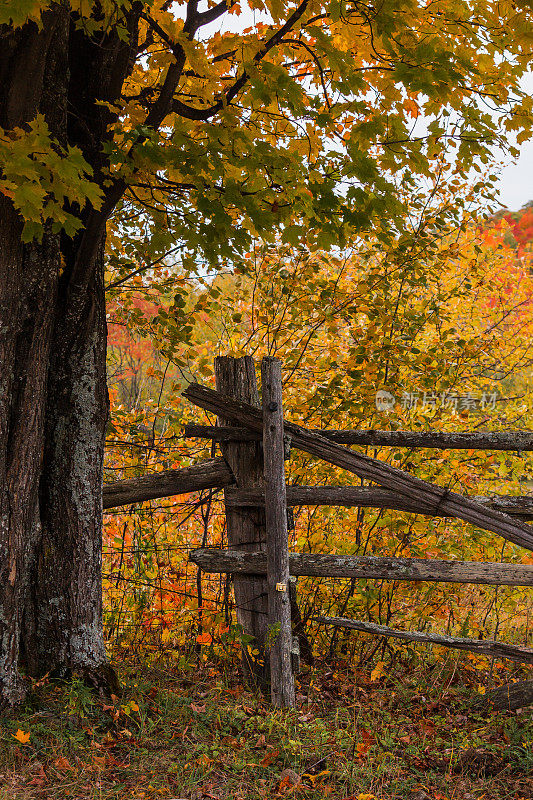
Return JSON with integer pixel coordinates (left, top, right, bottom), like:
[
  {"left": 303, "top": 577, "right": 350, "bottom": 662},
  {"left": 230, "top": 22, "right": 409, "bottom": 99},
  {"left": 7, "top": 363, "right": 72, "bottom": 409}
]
[{"left": 79, "top": 663, "right": 122, "bottom": 699}]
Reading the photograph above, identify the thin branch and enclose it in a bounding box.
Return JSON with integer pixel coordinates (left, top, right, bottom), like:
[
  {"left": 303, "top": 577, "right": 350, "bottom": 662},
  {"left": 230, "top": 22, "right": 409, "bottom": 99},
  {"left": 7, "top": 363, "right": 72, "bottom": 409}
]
[
  {"left": 105, "top": 245, "right": 182, "bottom": 291},
  {"left": 280, "top": 37, "right": 331, "bottom": 109},
  {"left": 172, "top": 0, "right": 311, "bottom": 121}
]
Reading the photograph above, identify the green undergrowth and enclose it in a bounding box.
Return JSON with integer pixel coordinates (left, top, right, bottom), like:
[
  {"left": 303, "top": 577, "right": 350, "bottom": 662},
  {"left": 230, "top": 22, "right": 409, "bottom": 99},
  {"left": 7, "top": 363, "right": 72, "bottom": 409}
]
[{"left": 0, "top": 656, "right": 532, "bottom": 800}]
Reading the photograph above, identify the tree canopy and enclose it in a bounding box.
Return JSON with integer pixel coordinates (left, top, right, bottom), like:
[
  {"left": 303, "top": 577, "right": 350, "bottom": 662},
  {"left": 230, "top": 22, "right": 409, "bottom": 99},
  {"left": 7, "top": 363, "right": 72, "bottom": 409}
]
[{"left": 2, "top": 0, "right": 533, "bottom": 270}]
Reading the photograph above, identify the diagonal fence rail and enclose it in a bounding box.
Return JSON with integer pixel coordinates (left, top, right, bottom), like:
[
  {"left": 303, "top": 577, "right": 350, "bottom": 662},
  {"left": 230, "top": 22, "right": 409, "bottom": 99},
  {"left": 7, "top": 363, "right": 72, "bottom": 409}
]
[{"left": 182, "top": 381, "right": 533, "bottom": 552}]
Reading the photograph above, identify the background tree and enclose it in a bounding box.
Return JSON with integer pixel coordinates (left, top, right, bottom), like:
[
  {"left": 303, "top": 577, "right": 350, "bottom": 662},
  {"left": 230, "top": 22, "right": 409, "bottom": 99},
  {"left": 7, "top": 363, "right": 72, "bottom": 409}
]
[{"left": 1, "top": 0, "right": 533, "bottom": 707}]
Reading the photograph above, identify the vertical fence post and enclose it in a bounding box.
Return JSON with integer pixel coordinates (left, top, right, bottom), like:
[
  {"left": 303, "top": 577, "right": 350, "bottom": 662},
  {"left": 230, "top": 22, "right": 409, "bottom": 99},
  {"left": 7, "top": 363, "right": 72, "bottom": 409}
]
[
  {"left": 261, "top": 356, "right": 295, "bottom": 708},
  {"left": 214, "top": 356, "right": 269, "bottom": 687}
]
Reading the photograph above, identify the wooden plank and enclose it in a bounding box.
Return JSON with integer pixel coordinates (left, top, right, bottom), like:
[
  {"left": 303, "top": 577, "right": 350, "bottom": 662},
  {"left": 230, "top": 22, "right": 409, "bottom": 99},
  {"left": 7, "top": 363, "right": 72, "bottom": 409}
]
[
  {"left": 225, "top": 486, "right": 533, "bottom": 521},
  {"left": 261, "top": 357, "right": 295, "bottom": 708},
  {"left": 189, "top": 548, "right": 533, "bottom": 586},
  {"left": 103, "top": 457, "right": 233, "bottom": 509},
  {"left": 182, "top": 383, "right": 533, "bottom": 552},
  {"left": 313, "top": 616, "right": 533, "bottom": 664},
  {"left": 103, "top": 469, "right": 533, "bottom": 520},
  {"left": 214, "top": 357, "right": 269, "bottom": 687},
  {"left": 102, "top": 469, "right": 533, "bottom": 520},
  {"left": 184, "top": 424, "right": 533, "bottom": 451},
  {"left": 184, "top": 424, "right": 260, "bottom": 442}
]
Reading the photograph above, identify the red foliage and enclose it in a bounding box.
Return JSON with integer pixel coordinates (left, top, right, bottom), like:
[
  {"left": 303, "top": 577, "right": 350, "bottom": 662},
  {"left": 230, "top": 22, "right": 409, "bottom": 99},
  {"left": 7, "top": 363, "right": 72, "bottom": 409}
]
[{"left": 502, "top": 204, "right": 533, "bottom": 254}]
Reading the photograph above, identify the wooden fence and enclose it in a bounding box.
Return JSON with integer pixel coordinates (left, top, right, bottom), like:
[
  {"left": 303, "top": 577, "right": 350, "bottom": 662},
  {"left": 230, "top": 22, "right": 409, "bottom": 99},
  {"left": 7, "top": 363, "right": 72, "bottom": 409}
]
[
  {"left": 183, "top": 356, "right": 533, "bottom": 708},
  {"left": 102, "top": 355, "right": 533, "bottom": 709}
]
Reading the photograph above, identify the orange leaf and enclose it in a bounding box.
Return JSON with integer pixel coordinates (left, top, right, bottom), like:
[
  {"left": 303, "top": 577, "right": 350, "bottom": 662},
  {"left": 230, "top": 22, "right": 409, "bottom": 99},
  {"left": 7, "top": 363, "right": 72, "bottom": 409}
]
[
  {"left": 260, "top": 747, "right": 279, "bottom": 766},
  {"left": 196, "top": 632, "right": 212, "bottom": 645},
  {"left": 54, "top": 756, "right": 72, "bottom": 772},
  {"left": 404, "top": 98, "right": 419, "bottom": 118},
  {"left": 13, "top": 729, "right": 30, "bottom": 744}
]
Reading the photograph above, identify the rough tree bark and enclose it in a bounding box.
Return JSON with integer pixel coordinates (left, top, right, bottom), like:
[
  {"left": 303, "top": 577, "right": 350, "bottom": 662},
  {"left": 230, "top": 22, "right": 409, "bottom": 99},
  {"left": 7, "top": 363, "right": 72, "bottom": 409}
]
[
  {"left": 0, "top": 7, "right": 66, "bottom": 706},
  {"left": 0, "top": 199, "right": 60, "bottom": 704},
  {"left": 25, "top": 242, "right": 113, "bottom": 684},
  {"left": 0, "top": 9, "right": 137, "bottom": 705}
]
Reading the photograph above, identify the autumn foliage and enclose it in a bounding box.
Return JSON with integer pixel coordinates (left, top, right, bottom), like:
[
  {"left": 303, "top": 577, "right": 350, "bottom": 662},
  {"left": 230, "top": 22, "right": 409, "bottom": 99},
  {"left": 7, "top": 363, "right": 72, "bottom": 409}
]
[{"left": 103, "top": 212, "right": 533, "bottom": 668}]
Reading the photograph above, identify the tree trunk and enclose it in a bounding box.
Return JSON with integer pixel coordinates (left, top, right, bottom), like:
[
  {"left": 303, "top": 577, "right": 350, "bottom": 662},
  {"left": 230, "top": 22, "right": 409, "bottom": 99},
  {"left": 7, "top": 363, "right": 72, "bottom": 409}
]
[
  {"left": 0, "top": 8, "right": 67, "bottom": 708},
  {"left": 22, "top": 240, "right": 115, "bottom": 688},
  {"left": 0, "top": 9, "right": 135, "bottom": 703},
  {"left": 0, "top": 200, "right": 60, "bottom": 706}
]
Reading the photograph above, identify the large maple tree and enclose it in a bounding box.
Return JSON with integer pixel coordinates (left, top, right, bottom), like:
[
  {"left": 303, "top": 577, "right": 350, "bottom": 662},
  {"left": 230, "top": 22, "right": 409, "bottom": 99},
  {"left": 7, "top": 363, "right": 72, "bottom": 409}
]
[{"left": 0, "top": 0, "right": 532, "bottom": 707}]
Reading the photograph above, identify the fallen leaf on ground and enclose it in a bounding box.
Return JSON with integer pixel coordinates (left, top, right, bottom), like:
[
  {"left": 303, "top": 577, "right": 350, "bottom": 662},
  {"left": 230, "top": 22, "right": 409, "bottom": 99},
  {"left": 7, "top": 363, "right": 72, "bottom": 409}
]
[
  {"left": 54, "top": 756, "right": 72, "bottom": 771},
  {"left": 277, "top": 768, "right": 301, "bottom": 791},
  {"left": 261, "top": 748, "right": 280, "bottom": 766}
]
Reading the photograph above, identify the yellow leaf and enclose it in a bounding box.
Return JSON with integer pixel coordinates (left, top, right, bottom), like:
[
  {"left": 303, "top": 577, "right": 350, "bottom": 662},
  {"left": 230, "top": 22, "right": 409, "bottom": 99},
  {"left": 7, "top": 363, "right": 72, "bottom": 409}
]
[
  {"left": 13, "top": 729, "right": 30, "bottom": 744},
  {"left": 370, "top": 661, "right": 385, "bottom": 682}
]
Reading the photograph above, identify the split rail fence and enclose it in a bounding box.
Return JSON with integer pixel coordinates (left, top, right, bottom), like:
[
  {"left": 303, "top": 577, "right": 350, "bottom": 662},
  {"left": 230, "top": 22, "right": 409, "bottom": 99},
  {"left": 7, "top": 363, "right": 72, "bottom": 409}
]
[{"left": 103, "top": 355, "right": 533, "bottom": 709}]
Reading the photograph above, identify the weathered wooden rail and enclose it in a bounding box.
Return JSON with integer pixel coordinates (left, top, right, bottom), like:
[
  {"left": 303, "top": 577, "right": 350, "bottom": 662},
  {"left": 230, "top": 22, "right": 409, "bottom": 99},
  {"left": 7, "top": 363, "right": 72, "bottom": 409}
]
[
  {"left": 184, "top": 423, "right": 533, "bottom": 451},
  {"left": 225, "top": 486, "right": 533, "bottom": 520},
  {"left": 312, "top": 617, "right": 533, "bottom": 665},
  {"left": 103, "top": 468, "right": 533, "bottom": 519},
  {"left": 183, "top": 381, "right": 533, "bottom": 552},
  {"left": 190, "top": 549, "right": 533, "bottom": 587},
  {"left": 103, "top": 457, "right": 232, "bottom": 509}
]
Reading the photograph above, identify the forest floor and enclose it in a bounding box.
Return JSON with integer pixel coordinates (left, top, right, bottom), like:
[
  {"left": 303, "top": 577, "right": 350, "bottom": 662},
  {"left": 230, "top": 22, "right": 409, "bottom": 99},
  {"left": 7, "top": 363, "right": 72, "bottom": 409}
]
[{"left": 0, "top": 655, "right": 532, "bottom": 800}]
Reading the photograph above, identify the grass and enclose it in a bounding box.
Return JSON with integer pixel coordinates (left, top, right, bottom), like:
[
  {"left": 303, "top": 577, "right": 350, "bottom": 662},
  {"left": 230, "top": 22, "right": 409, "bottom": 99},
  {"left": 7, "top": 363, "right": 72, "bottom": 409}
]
[{"left": 0, "top": 653, "right": 532, "bottom": 800}]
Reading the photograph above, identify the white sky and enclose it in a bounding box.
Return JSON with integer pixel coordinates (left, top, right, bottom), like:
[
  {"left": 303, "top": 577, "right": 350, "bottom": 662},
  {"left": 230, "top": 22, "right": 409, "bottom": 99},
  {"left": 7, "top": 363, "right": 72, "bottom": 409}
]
[
  {"left": 493, "top": 72, "right": 533, "bottom": 211},
  {"left": 496, "top": 141, "right": 533, "bottom": 211}
]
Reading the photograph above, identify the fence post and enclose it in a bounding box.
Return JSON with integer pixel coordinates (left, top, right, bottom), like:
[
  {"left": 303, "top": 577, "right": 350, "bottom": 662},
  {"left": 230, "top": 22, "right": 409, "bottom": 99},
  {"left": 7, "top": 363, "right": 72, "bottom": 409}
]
[
  {"left": 214, "top": 356, "right": 269, "bottom": 687},
  {"left": 261, "top": 356, "right": 295, "bottom": 708}
]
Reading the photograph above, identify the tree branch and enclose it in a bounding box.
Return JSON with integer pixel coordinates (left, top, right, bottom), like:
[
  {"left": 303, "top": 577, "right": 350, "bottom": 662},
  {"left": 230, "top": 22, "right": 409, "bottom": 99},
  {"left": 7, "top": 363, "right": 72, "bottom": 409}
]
[
  {"left": 281, "top": 37, "right": 331, "bottom": 109},
  {"left": 172, "top": 0, "right": 311, "bottom": 121},
  {"left": 196, "top": 0, "right": 234, "bottom": 28},
  {"left": 105, "top": 245, "right": 182, "bottom": 291}
]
